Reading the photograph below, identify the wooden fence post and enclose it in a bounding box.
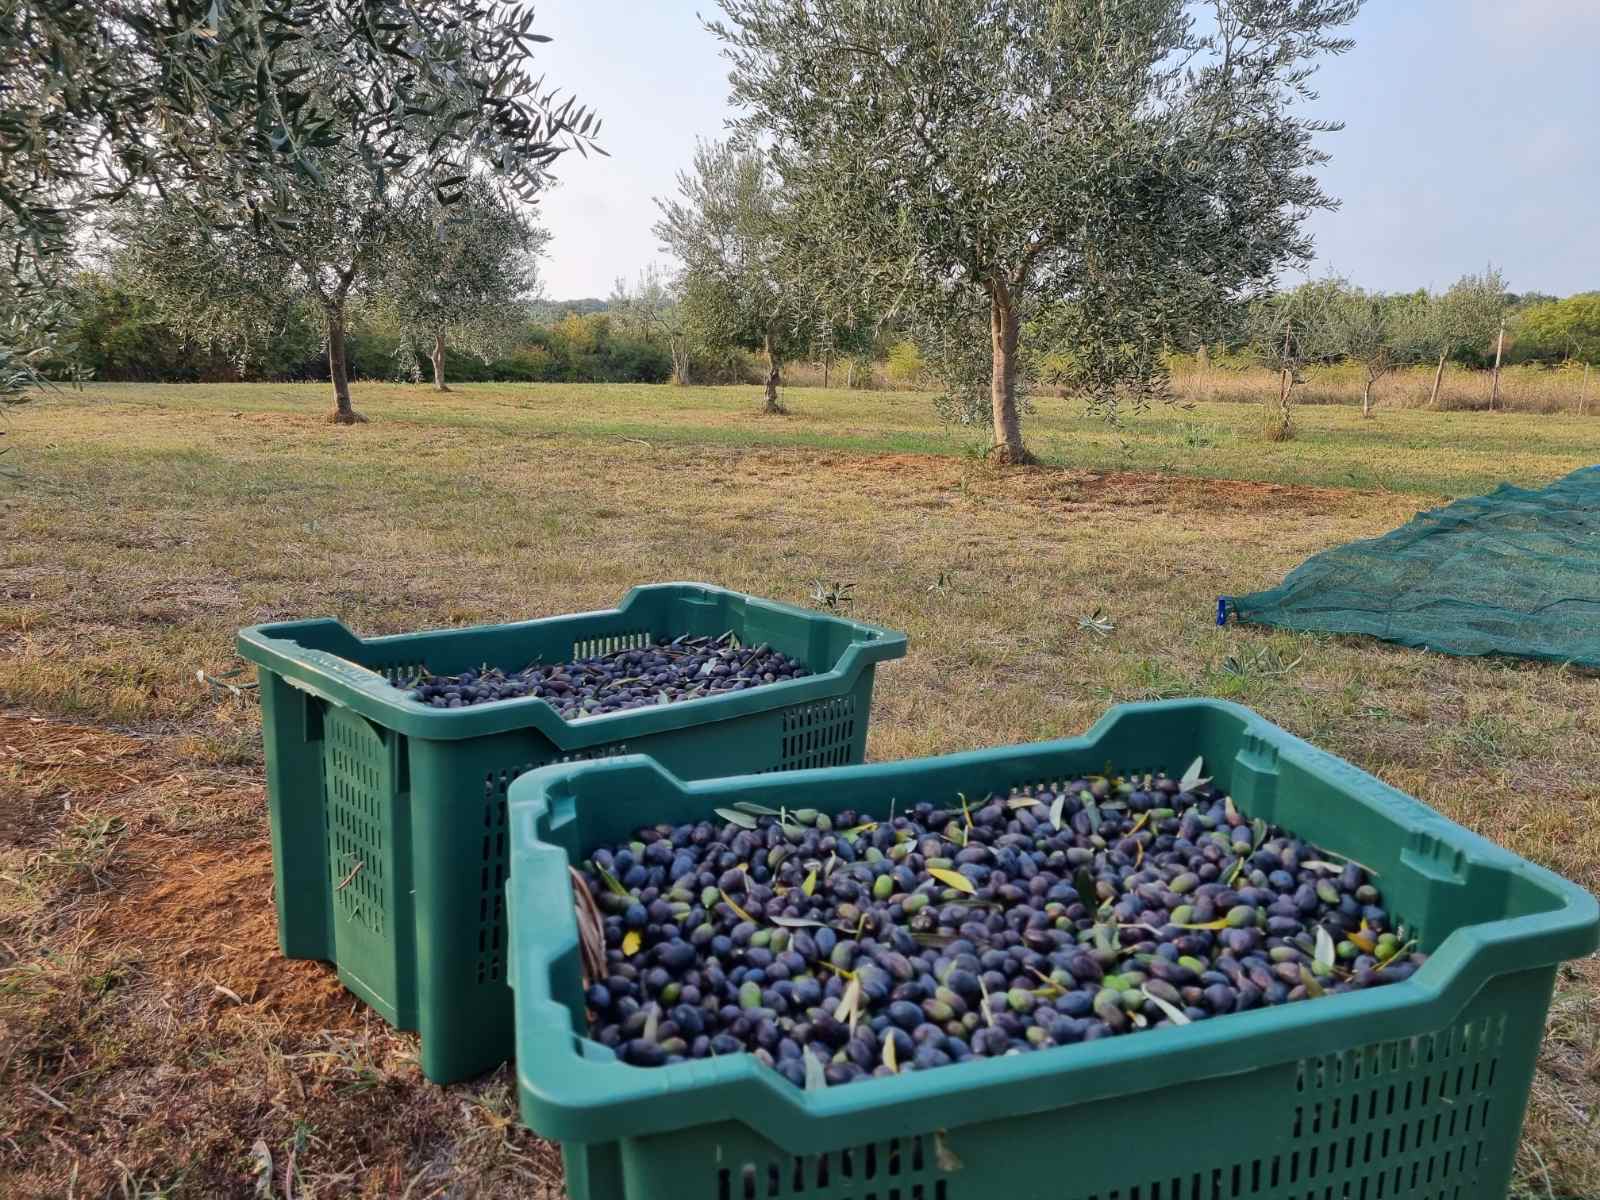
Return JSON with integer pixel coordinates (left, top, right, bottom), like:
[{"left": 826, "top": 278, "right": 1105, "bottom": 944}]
[{"left": 1489, "top": 322, "right": 1505, "bottom": 411}]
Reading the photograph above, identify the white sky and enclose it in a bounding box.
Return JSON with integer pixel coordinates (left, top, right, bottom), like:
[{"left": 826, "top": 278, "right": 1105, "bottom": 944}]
[{"left": 533, "top": 0, "right": 1600, "bottom": 300}]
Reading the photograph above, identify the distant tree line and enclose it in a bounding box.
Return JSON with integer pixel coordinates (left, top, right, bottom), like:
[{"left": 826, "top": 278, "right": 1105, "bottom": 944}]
[{"left": 51, "top": 255, "right": 1599, "bottom": 408}]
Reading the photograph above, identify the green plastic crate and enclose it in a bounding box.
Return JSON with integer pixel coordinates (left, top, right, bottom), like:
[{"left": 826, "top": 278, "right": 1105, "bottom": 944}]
[
  {"left": 236, "top": 582, "right": 905, "bottom": 1084},
  {"left": 506, "top": 699, "right": 1598, "bottom": 1200}
]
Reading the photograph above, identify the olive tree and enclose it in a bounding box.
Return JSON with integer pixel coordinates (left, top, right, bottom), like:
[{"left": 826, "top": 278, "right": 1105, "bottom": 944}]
[
  {"left": 654, "top": 141, "right": 811, "bottom": 413},
  {"left": 1, "top": 1, "right": 596, "bottom": 417},
  {"left": 1409, "top": 269, "right": 1507, "bottom": 407},
  {"left": 1246, "top": 278, "right": 1342, "bottom": 440},
  {"left": 611, "top": 265, "right": 695, "bottom": 385},
  {"left": 1322, "top": 283, "right": 1424, "bottom": 418},
  {"left": 371, "top": 185, "right": 548, "bottom": 392},
  {"left": 710, "top": 0, "right": 1362, "bottom": 462}
]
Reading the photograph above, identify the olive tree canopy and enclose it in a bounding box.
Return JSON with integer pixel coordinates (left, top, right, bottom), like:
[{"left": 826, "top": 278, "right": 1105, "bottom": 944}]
[
  {"left": 710, "top": 0, "right": 1363, "bottom": 462},
  {"left": 1, "top": 1, "right": 597, "bottom": 413},
  {"left": 654, "top": 140, "right": 813, "bottom": 413},
  {"left": 369, "top": 184, "right": 549, "bottom": 392}
]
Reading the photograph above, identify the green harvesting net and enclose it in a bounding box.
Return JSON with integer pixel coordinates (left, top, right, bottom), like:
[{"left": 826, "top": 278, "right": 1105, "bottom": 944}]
[{"left": 1223, "top": 465, "right": 1600, "bottom": 669}]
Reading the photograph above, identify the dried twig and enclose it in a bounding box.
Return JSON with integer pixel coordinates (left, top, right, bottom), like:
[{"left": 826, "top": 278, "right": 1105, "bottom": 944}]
[
  {"left": 334, "top": 860, "right": 364, "bottom": 891},
  {"left": 569, "top": 867, "right": 606, "bottom": 988}
]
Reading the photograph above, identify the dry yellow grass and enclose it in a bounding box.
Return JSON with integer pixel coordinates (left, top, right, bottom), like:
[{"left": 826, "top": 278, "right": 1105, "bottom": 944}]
[
  {"left": 1, "top": 382, "right": 1596, "bottom": 1198},
  {"left": 1169, "top": 357, "right": 1597, "bottom": 416}
]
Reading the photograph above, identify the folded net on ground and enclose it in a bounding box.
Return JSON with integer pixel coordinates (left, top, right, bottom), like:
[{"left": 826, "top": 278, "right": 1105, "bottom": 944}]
[{"left": 1225, "top": 465, "right": 1600, "bottom": 669}]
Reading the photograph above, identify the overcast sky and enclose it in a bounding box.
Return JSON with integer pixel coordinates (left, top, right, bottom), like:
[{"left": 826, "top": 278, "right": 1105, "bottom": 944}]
[{"left": 533, "top": 0, "right": 1600, "bottom": 300}]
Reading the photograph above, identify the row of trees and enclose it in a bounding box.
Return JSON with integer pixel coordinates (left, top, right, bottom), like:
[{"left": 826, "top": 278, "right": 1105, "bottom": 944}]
[
  {"left": 654, "top": 0, "right": 1369, "bottom": 461},
  {"left": 2, "top": 1, "right": 597, "bottom": 421},
  {"left": 8, "top": 3, "right": 1582, "bottom": 453},
  {"left": 1248, "top": 270, "right": 1509, "bottom": 434}
]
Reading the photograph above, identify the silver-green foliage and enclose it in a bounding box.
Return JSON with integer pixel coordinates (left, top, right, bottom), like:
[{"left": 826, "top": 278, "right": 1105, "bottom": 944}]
[
  {"left": 710, "top": 0, "right": 1362, "bottom": 460},
  {"left": 1320, "top": 281, "right": 1428, "bottom": 416},
  {"left": 2, "top": 1, "right": 596, "bottom": 412},
  {"left": 369, "top": 184, "right": 549, "bottom": 389},
  {"left": 610, "top": 265, "right": 695, "bottom": 385},
  {"left": 654, "top": 140, "right": 812, "bottom": 411},
  {"left": 1245, "top": 276, "right": 1345, "bottom": 437}
]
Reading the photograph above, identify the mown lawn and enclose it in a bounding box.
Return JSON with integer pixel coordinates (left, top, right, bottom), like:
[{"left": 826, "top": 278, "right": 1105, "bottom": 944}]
[{"left": 2, "top": 381, "right": 1596, "bottom": 1198}]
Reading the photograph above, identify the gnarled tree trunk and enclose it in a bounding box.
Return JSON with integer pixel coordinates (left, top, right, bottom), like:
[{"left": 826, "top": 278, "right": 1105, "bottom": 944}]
[
  {"left": 989, "top": 282, "right": 1028, "bottom": 463},
  {"left": 431, "top": 332, "right": 450, "bottom": 392},
  {"left": 1361, "top": 377, "right": 1374, "bottom": 418},
  {"left": 761, "top": 330, "right": 783, "bottom": 413},
  {"left": 326, "top": 304, "right": 365, "bottom": 424}
]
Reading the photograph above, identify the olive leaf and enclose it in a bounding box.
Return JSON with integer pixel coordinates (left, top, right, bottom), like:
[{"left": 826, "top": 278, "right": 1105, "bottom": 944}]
[
  {"left": 720, "top": 888, "right": 758, "bottom": 925},
  {"left": 733, "top": 801, "right": 782, "bottom": 816},
  {"left": 1224, "top": 795, "right": 1239, "bottom": 823},
  {"left": 1304, "top": 852, "right": 1380, "bottom": 878},
  {"left": 958, "top": 792, "right": 973, "bottom": 830},
  {"left": 801, "top": 868, "right": 817, "bottom": 897},
  {"left": 1142, "top": 986, "right": 1191, "bottom": 1025},
  {"left": 1175, "top": 918, "right": 1231, "bottom": 931},
  {"left": 771, "top": 916, "right": 828, "bottom": 928},
  {"left": 1251, "top": 817, "right": 1269, "bottom": 850},
  {"left": 1007, "top": 795, "right": 1043, "bottom": 810},
  {"left": 1049, "top": 794, "right": 1065, "bottom": 831},
  {"left": 1178, "top": 755, "right": 1208, "bottom": 792},
  {"left": 592, "top": 863, "right": 630, "bottom": 898},
  {"left": 882, "top": 1032, "right": 899, "bottom": 1074},
  {"left": 714, "top": 807, "right": 759, "bottom": 829},
  {"left": 643, "top": 1002, "right": 659, "bottom": 1042},
  {"left": 1314, "top": 925, "right": 1336, "bottom": 969},
  {"left": 977, "top": 975, "right": 996, "bottom": 1028},
  {"left": 934, "top": 1131, "right": 964, "bottom": 1173},
  {"left": 1082, "top": 798, "right": 1102, "bottom": 834},
  {"left": 622, "top": 930, "right": 642, "bottom": 956},
  {"left": 804, "top": 1048, "right": 827, "bottom": 1092},
  {"left": 834, "top": 977, "right": 862, "bottom": 1028},
  {"left": 928, "top": 867, "right": 976, "bottom": 896},
  {"left": 1299, "top": 965, "right": 1325, "bottom": 998},
  {"left": 1348, "top": 928, "right": 1376, "bottom": 954}
]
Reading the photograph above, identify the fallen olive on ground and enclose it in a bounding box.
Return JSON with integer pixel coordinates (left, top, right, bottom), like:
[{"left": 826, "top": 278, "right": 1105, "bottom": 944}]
[{"left": 576, "top": 766, "right": 1423, "bottom": 1089}]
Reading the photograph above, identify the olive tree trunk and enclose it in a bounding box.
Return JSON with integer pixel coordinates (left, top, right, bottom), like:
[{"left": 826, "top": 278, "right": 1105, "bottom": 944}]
[
  {"left": 989, "top": 284, "right": 1028, "bottom": 463},
  {"left": 762, "top": 330, "right": 783, "bottom": 413},
  {"left": 1361, "top": 377, "right": 1374, "bottom": 418},
  {"left": 1429, "top": 351, "right": 1447, "bottom": 407},
  {"left": 326, "top": 304, "right": 365, "bottom": 424},
  {"left": 431, "top": 332, "right": 450, "bottom": 392}
]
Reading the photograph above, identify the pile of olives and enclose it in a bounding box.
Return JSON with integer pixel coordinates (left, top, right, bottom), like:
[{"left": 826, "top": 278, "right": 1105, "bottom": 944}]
[
  {"left": 406, "top": 633, "right": 810, "bottom": 717},
  {"left": 576, "top": 767, "right": 1423, "bottom": 1088}
]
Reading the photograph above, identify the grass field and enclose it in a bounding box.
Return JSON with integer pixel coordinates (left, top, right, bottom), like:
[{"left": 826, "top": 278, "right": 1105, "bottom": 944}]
[{"left": 2, "top": 381, "right": 1597, "bottom": 1198}]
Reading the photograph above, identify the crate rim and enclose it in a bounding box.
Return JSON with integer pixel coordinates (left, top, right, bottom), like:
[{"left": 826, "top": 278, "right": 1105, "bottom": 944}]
[
  {"left": 505, "top": 697, "right": 1599, "bottom": 1153},
  {"left": 236, "top": 581, "right": 907, "bottom": 745}
]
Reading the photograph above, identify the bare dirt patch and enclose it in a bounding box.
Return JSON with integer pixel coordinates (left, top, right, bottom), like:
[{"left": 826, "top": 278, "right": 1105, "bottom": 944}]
[{"left": 96, "top": 838, "right": 360, "bottom": 1032}]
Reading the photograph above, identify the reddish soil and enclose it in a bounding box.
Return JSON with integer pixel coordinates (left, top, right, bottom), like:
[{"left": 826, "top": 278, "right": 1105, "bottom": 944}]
[
  {"left": 99, "top": 838, "right": 360, "bottom": 1031},
  {"left": 815, "top": 450, "right": 1359, "bottom": 515},
  {"left": 1, "top": 710, "right": 357, "bottom": 1031}
]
